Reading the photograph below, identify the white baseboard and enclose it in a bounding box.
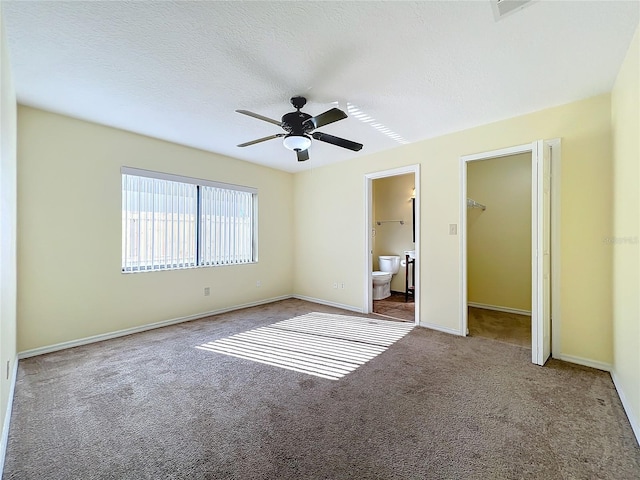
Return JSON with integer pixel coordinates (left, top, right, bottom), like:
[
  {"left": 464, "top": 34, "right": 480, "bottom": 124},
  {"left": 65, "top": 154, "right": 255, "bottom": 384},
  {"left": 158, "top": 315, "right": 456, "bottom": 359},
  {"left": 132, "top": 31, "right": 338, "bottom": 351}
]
[
  {"left": 418, "top": 322, "right": 464, "bottom": 336},
  {"left": 611, "top": 371, "right": 640, "bottom": 446},
  {"left": 291, "top": 295, "right": 364, "bottom": 314},
  {"left": 553, "top": 353, "right": 612, "bottom": 372},
  {"left": 468, "top": 302, "right": 532, "bottom": 316},
  {"left": 18, "top": 295, "right": 293, "bottom": 359},
  {"left": 0, "top": 356, "right": 18, "bottom": 479}
]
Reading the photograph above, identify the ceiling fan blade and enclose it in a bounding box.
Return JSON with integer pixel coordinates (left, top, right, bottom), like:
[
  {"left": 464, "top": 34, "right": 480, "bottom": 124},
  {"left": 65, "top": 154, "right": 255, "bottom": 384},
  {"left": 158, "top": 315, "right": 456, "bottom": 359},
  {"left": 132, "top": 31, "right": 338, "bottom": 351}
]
[
  {"left": 296, "top": 149, "right": 310, "bottom": 162},
  {"left": 237, "top": 133, "right": 284, "bottom": 147},
  {"left": 312, "top": 132, "right": 363, "bottom": 152},
  {"left": 236, "top": 109, "right": 282, "bottom": 126},
  {"left": 303, "top": 108, "right": 347, "bottom": 129}
]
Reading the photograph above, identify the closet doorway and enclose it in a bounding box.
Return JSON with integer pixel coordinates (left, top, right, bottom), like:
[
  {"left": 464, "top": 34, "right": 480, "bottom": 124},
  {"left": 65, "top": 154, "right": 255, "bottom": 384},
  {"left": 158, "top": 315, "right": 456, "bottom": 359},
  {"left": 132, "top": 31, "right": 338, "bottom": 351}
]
[
  {"left": 364, "top": 165, "right": 420, "bottom": 325},
  {"left": 460, "top": 140, "right": 560, "bottom": 366},
  {"left": 466, "top": 152, "right": 533, "bottom": 348}
]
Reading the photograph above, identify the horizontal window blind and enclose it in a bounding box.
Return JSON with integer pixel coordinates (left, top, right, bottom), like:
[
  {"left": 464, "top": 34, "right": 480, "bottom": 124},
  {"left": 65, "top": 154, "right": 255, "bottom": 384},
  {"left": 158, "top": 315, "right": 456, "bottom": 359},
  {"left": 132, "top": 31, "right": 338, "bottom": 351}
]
[{"left": 121, "top": 168, "right": 256, "bottom": 272}]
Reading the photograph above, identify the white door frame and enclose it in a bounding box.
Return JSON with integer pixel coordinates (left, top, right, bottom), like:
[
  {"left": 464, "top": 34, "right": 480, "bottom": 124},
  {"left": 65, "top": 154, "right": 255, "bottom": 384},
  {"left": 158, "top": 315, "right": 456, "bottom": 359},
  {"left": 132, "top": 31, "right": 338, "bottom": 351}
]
[
  {"left": 364, "top": 164, "right": 420, "bottom": 326},
  {"left": 459, "top": 140, "right": 561, "bottom": 364}
]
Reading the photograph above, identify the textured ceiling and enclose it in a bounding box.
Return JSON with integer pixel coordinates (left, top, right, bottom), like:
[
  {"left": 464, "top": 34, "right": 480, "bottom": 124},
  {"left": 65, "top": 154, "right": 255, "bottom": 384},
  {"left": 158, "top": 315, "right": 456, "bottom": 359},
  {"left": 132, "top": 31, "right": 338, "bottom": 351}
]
[{"left": 2, "top": 1, "right": 639, "bottom": 173}]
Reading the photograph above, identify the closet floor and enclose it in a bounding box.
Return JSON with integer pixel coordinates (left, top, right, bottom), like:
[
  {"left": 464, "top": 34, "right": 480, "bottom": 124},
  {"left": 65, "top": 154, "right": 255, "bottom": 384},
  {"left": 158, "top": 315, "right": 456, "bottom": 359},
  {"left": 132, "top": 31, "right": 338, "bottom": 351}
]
[{"left": 468, "top": 307, "right": 531, "bottom": 348}]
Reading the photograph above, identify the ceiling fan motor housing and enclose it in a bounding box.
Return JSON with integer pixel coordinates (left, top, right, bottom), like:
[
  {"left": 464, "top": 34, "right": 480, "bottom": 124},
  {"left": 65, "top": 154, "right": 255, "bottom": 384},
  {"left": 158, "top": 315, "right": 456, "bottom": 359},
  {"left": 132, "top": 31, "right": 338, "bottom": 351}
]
[{"left": 281, "top": 111, "right": 313, "bottom": 135}]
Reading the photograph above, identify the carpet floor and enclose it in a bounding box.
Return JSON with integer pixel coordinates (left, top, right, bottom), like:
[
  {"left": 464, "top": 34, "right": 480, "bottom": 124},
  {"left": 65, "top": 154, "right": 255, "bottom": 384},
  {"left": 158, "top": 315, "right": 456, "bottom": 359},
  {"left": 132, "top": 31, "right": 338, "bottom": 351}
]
[
  {"left": 468, "top": 307, "right": 531, "bottom": 348},
  {"left": 4, "top": 299, "right": 639, "bottom": 479}
]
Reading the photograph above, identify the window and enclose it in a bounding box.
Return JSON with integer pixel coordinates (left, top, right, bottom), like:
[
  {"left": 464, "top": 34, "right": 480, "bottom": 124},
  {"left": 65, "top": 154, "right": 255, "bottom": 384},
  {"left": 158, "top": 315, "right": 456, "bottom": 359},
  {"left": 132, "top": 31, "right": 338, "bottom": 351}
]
[{"left": 122, "top": 167, "right": 257, "bottom": 272}]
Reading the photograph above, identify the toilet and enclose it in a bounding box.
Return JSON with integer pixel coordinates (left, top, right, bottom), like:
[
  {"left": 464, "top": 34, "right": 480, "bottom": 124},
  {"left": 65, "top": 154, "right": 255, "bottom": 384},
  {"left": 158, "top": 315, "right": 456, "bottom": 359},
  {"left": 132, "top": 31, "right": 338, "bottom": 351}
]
[{"left": 372, "top": 255, "right": 401, "bottom": 300}]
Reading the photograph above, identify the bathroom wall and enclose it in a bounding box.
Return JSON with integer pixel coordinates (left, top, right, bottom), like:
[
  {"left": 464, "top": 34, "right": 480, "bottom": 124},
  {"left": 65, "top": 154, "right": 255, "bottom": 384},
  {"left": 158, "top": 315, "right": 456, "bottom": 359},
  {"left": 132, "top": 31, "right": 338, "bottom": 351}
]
[
  {"left": 467, "top": 153, "right": 532, "bottom": 312},
  {"left": 372, "top": 174, "right": 415, "bottom": 292}
]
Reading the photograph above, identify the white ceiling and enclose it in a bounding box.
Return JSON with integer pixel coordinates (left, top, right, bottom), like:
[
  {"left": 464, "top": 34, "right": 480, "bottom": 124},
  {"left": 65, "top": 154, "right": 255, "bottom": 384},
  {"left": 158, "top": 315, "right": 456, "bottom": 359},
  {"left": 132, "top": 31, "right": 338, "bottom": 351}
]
[{"left": 2, "top": 1, "right": 638, "bottom": 173}]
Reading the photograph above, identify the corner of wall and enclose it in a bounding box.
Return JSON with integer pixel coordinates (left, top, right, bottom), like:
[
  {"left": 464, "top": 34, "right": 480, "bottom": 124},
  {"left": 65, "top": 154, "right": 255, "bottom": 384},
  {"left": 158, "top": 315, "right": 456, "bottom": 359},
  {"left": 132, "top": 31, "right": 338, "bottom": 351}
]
[
  {"left": 611, "top": 371, "right": 640, "bottom": 446},
  {"left": 610, "top": 22, "right": 640, "bottom": 446},
  {"left": 0, "top": 360, "right": 18, "bottom": 477},
  {"left": 0, "top": 7, "right": 19, "bottom": 474}
]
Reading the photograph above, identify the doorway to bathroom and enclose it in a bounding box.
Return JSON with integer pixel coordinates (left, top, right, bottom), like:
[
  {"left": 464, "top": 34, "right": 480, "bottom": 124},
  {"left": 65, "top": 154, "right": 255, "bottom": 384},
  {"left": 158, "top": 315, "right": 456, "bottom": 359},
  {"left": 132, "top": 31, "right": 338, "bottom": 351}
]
[{"left": 364, "top": 165, "right": 420, "bottom": 325}]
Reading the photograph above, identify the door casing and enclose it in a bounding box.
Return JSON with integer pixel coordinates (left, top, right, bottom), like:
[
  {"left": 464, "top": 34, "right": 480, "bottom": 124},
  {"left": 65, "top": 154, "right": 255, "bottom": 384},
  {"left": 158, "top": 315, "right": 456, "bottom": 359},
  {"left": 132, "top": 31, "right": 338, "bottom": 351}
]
[
  {"left": 364, "top": 164, "right": 420, "bottom": 326},
  {"left": 459, "top": 140, "right": 561, "bottom": 365}
]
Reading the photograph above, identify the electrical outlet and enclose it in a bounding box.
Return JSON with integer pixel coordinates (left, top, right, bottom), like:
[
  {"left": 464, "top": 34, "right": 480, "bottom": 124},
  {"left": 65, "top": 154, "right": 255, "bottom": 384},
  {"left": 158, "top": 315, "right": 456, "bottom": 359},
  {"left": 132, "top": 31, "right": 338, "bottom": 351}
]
[
  {"left": 449, "top": 224, "right": 458, "bottom": 235},
  {"left": 204, "top": 287, "right": 210, "bottom": 296},
  {"left": 256, "top": 280, "right": 261, "bottom": 287},
  {"left": 333, "top": 282, "right": 338, "bottom": 289},
  {"left": 340, "top": 282, "right": 345, "bottom": 289}
]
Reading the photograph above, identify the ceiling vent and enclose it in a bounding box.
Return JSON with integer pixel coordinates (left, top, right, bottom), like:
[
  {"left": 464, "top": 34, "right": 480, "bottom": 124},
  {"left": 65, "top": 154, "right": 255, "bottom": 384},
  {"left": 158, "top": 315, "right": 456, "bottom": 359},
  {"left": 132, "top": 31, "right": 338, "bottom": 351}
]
[{"left": 492, "top": 0, "right": 535, "bottom": 20}]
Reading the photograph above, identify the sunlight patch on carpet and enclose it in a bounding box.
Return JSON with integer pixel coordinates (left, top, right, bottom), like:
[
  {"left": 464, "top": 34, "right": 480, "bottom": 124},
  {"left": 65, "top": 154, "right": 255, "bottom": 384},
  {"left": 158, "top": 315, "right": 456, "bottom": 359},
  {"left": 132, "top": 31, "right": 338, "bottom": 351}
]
[{"left": 196, "top": 312, "right": 414, "bottom": 380}]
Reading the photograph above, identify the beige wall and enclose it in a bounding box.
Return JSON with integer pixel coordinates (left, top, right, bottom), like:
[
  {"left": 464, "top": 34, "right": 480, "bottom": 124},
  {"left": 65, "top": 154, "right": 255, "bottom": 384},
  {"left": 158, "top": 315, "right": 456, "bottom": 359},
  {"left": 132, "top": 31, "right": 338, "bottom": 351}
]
[
  {"left": 0, "top": 8, "right": 18, "bottom": 453},
  {"left": 611, "top": 24, "right": 640, "bottom": 440},
  {"left": 467, "top": 153, "right": 532, "bottom": 311},
  {"left": 372, "top": 174, "right": 414, "bottom": 292},
  {"left": 293, "top": 94, "right": 613, "bottom": 364},
  {"left": 17, "top": 106, "right": 294, "bottom": 352}
]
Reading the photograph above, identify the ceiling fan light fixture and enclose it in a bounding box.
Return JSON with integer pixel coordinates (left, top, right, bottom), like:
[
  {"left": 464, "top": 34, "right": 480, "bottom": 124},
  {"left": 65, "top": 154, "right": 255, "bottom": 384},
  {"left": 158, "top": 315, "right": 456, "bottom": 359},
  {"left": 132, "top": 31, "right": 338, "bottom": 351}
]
[{"left": 283, "top": 135, "right": 311, "bottom": 151}]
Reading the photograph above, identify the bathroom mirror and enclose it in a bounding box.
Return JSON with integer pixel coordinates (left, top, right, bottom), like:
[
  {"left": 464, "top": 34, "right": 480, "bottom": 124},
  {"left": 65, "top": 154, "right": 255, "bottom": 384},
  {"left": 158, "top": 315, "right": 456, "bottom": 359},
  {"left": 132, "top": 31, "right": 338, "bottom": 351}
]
[{"left": 412, "top": 198, "right": 415, "bottom": 243}]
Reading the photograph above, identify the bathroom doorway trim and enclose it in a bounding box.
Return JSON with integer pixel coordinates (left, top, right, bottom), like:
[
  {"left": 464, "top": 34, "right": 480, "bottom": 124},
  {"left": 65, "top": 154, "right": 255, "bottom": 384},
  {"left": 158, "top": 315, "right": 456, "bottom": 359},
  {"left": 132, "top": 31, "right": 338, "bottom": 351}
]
[
  {"left": 364, "top": 164, "right": 420, "bottom": 326},
  {"left": 459, "top": 139, "right": 561, "bottom": 365}
]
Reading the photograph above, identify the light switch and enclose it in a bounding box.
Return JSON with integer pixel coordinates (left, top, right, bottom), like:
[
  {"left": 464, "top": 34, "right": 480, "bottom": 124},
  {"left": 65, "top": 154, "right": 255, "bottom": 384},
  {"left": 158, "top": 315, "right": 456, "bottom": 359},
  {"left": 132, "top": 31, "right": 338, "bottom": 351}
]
[{"left": 449, "top": 224, "right": 457, "bottom": 235}]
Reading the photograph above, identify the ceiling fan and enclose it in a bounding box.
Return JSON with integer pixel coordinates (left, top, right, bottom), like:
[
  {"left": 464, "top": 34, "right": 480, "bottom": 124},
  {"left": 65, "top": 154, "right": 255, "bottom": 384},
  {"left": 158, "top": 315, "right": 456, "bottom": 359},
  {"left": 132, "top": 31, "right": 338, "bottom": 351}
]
[{"left": 236, "top": 96, "right": 363, "bottom": 162}]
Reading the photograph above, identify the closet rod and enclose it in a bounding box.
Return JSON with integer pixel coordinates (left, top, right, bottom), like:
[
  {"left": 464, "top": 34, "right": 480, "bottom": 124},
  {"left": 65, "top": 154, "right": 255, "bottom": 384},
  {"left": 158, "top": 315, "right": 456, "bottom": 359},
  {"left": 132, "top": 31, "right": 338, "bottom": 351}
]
[
  {"left": 466, "top": 198, "right": 486, "bottom": 211},
  {"left": 376, "top": 220, "right": 405, "bottom": 225}
]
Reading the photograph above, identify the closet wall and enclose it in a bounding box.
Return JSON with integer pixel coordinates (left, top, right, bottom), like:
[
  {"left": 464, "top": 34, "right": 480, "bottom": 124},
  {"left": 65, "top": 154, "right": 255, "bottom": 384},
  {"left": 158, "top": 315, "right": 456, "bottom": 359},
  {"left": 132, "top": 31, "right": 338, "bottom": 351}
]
[{"left": 467, "top": 153, "right": 532, "bottom": 312}]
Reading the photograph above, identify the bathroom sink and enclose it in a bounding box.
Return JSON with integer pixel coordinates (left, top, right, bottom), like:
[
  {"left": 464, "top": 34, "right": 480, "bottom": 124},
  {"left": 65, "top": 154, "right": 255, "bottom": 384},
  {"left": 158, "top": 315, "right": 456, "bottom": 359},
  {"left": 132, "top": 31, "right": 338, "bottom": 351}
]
[{"left": 404, "top": 250, "right": 415, "bottom": 259}]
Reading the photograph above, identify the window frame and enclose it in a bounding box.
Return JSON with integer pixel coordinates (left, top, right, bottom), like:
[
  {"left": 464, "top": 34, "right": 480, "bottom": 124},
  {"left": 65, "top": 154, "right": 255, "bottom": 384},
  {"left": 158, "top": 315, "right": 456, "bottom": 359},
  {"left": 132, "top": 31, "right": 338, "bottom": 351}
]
[{"left": 121, "top": 166, "right": 258, "bottom": 273}]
